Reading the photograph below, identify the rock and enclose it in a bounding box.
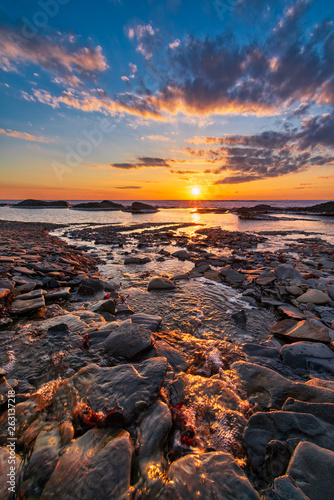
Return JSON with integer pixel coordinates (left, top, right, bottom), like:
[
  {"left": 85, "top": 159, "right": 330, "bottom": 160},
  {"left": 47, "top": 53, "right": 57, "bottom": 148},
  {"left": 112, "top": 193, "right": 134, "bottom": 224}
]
[
  {"left": 219, "top": 266, "right": 245, "bottom": 283},
  {"left": 14, "top": 199, "right": 69, "bottom": 208},
  {"left": 137, "top": 401, "right": 172, "bottom": 474},
  {"left": 327, "top": 285, "right": 334, "bottom": 301},
  {"left": 0, "top": 288, "right": 10, "bottom": 300},
  {"left": 244, "top": 411, "right": 334, "bottom": 478},
  {"left": 11, "top": 296, "right": 45, "bottom": 314},
  {"left": 147, "top": 277, "right": 176, "bottom": 291},
  {"left": 130, "top": 201, "right": 158, "bottom": 213},
  {"left": 124, "top": 256, "right": 151, "bottom": 264},
  {"left": 270, "top": 319, "right": 330, "bottom": 343},
  {"left": 232, "top": 361, "right": 334, "bottom": 409},
  {"left": 282, "top": 398, "right": 334, "bottom": 425},
  {"left": 77, "top": 285, "right": 95, "bottom": 295},
  {"left": 16, "top": 289, "right": 46, "bottom": 300},
  {"left": 80, "top": 278, "right": 105, "bottom": 293},
  {"left": 318, "top": 258, "right": 334, "bottom": 269},
  {"left": 71, "top": 200, "right": 124, "bottom": 211},
  {"left": 203, "top": 271, "right": 222, "bottom": 282},
  {"left": 115, "top": 304, "right": 134, "bottom": 316},
  {"left": 297, "top": 289, "right": 330, "bottom": 305},
  {"left": 172, "top": 250, "right": 190, "bottom": 261},
  {"left": 67, "top": 358, "right": 167, "bottom": 423},
  {"left": 274, "top": 265, "right": 304, "bottom": 281},
  {"left": 45, "top": 287, "right": 71, "bottom": 302},
  {"left": 280, "top": 341, "right": 334, "bottom": 376},
  {"left": 287, "top": 441, "right": 334, "bottom": 500},
  {"left": 104, "top": 322, "right": 152, "bottom": 359},
  {"left": 41, "top": 429, "right": 133, "bottom": 499},
  {"left": 155, "top": 340, "right": 188, "bottom": 372},
  {"left": 47, "top": 323, "right": 70, "bottom": 336},
  {"left": 130, "top": 313, "right": 162, "bottom": 331},
  {"left": 278, "top": 304, "right": 305, "bottom": 320},
  {"left": 164, "top": 452, "right": 260, "bottom": 499},
  {"left": 266, "top": 475, "right": 310, "bottom": 500},
  {"left": 231, "top": 309, "right": 247, "bottom": 324},
  {"left": 286, "top": 285, "right": 303, "bottom": 296},
  {"left": 0, "top": 279, "right": 15, "bottom": 291},
  {"left": 89, "top": 299, "right": 116, "bottom": 315},
  {"left": 13, "top": 266, "right": 36, "bottom": 276},
  {"left": 39, "top": 314, "right": 88, "bottom": 333}
]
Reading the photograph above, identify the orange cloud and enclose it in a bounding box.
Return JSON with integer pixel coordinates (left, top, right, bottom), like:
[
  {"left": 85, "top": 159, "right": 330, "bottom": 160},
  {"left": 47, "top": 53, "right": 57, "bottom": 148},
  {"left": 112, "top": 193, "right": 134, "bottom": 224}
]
[{"left": 0, "top": 128, "right": 50, "bottom": 142}]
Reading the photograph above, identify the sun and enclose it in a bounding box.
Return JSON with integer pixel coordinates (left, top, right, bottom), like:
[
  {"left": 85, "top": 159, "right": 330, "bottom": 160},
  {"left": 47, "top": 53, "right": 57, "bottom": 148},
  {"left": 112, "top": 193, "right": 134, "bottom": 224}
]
[{"left": 191, "top": 186, "right": 201, "bottom": 197}]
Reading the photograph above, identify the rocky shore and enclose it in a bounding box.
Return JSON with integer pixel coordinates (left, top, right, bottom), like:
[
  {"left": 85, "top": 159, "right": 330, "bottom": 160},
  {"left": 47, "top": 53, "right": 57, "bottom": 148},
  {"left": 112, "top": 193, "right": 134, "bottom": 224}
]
[{"left": 1, "top": 220, "right": 334, "bottom": 499}]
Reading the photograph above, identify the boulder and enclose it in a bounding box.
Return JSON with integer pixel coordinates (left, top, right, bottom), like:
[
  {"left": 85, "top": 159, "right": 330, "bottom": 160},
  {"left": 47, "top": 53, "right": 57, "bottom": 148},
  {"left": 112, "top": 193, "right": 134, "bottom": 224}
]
[
  {"left": 287, "top": 441, "right": 334, "bottom": 500},
  {"left": 270, "top": 319, "right": 330, "bottom": 343},
  {"left": 280, "top": 341, "right": 334, "bottom": 376},
  {"left": 172, "top": 250, "right": 190, "bottom": 261},
  {"left": 155, "top": 341, "right": 188, "bottom": 372},
  {"left": 89, "top": 299, "right": 116, "bottom": 315},
  {"left": 282, "top": 398, "right": 334, "bottom": 425},
  {"left": 130, "top": 313, "right": 162, "bottom": 331},
  {"left": 274, "top": 265, "right": 304, "bottom": 281},
  {"left": 244, "top": 411, "right": 334, "bottom": 478},
  {"left": 148, "top": 277, "right": 176, "bottom": 291},
  {"left": 67, "top": 358, "right": 167, "bottom": 423},
  {"left": 124, "top": 256, "right": 151, "bottom": 264},
  {"left": 232, "top": 361, "right": 334, "bottom": 409},
  {"left": 267, "top": 475, "right": 310, "bottom": 500},
  {"left": 130, "top": 202, "right": 158, "bottom": 213},
  {"left": 11, "top": 296, "right": 45, "bottom": 314},
  {"left": 164, "top": 452, "right": 260, "bottom": 499},
  {"left": 45, "top": 287, "right": 71, "bottom": 303},
  {"left": 104, "top": 322, "right": 152, "bottom": 359},
  {"left": 219, "top": 266, "right": 245, "bottom": 283},
  {"left": 41, "top": 429, "right": 133, "bottom": 500},
  {"left": 41, "top": 314, "right": 88, "bottom": 333},
  {"left": 296, "top": 289, "right": 330, "bottom": 305}
]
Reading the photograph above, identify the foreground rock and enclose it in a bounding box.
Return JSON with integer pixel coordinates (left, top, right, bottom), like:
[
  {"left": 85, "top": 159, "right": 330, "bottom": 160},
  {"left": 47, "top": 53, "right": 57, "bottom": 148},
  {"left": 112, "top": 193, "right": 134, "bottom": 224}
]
[
  {"left": 164, "top": 452, "right": 260, "bottom": 499},
  {"left": 41, "top": 428, "right": 133, "bottom": 499},
  {"left": 104, "top": 322, "right": 153, "bottom": 359},
  {"left": 147, "top": 277, "right": 176, "bottom": 291}
]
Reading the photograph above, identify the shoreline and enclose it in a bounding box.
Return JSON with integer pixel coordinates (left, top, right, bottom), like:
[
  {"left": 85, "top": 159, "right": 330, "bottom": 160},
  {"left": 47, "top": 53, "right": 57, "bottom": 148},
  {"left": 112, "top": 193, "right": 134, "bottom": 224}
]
[{"left": 1, "top": 220, "right": 334, "bottom": 498}]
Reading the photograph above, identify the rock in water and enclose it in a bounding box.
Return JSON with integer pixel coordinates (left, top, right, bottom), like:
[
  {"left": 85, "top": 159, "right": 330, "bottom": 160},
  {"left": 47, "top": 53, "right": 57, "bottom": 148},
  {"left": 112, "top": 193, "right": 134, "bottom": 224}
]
[
  {"left": 41, "top": 428, "right": 133, "bottom": 500},
  {"left": 164, "top": 452, "right": 260, "bottom": 499},
  {"left": 130, "top": 313, "right": 162, "bottom": 331},
  {"left": 104, "top": 322, "right": 152, "bottom": 359},
  {"left": 270, "top": 319, "right": 330, "bottom": 343},
  {"left": 155, "top": 340, "right": 188, "bottom": 372},
  {"left": 287, "top": 441, "right": 334, "bottom": 500},
  {"left": 147, "top": 277, "right": 176, "bottom": 290}
]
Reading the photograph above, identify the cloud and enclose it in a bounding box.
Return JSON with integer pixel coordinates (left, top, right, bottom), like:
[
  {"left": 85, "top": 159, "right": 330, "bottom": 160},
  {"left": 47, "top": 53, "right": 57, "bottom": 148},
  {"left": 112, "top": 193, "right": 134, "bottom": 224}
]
[
  {"left": 129, "top": 63, "right": 137, "bottom": 74},
  {"left": 127, "top": 24, "right": 158, "bottom": 60},
  {"left": 110, "top": 156, "right": 172, "bottom": 169},
  {"left": 0, "top": 128, "right": 50, "bottom": 142},
  {"left": 170, "top": 169, "right": 199, "bottom": 175},
  {"left": 0, "top": 24, "right": 108, "bottom": 86},
  {"left": 169, "top": 39, "right": 180, "bottom": 49},
  {"left": 142, "top": 135, "right": 171, "bottom": 141}
]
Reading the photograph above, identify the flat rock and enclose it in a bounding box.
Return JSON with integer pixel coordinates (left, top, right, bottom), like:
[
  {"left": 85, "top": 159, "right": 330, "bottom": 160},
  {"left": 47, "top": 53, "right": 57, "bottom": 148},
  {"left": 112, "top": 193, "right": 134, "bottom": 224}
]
[
  {"left": 155, "top": 340, "right": 188, "bottom": 372},
  {"left": 297, "top": 289, "right": 330, "bottom": 304},
  {"left": 267, "top": 475, "right": 309, "bottom": 500},
  {"left": 244, "top": 411, "right": 334, "bottom": 478},
  {"left": 89, "top": 299, "right": 116, "bottom": 315},
  {"left": 282, "top": 398, "right": 334, "bottom": 425},
  {"left": 232, "top": 361, "right": 334, "bottom": 409},
  {"left": 148, "top": 277, "right": 176, "bottom": 291},
  {"left": 16, "top": 289, "right": 46, "bottom": 300},
  {"left": 45, "top": 287, "right": 71, "bottom": 302},
  {"left": 11, "top": 296, "right": 45, "bottom": 314},
  {"left": 67, "top": 358, "right": 167, "bottom": 423},
  {"left": 287, "top": 441, "right": 334, "bottom": 500},
  {"left": 278, "top": 304, "right": 305, "bottom": 320},
  {"left": 164, "top": 452, "right": 260, "bottom": 499},
  {"left": 41, "top": 429, "right": 133, "bottom": 500},
  {"left": 280, "top": 341, "right": 334, "bottom": 376},
  {"left": 40, "top": 314, "right": 88, "bottom": 333},
  {"left": 104, "top": 322, "right": 152, "bottom": 359},
  {"left": 275, "top": 265, "right": 304, "bottom": 281},
  {"left": 220, "top": 266, "right": 245, "bottom": 283},
  {"left": 0, "top": 279, "right": 15, "bottom": 291},
  {"left": 13, "top": 266, "right": 36, "bottom": 276},
  {"left": 130, "top": 313, "right": 162, "bottom": 331},
  {"left": 0, "top": 288, "right": 10, "bottom": 300},
  {"left": 124, "top": 256, "right": 151, "bottom": 264},
  {"left": 270, "top": 319, "right": 330, "bottom": 343}
]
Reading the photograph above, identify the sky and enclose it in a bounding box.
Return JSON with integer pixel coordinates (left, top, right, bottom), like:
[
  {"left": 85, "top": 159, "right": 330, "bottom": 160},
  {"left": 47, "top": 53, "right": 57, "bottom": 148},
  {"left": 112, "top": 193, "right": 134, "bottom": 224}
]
[{"left": 0, "top": 0, "right": 333, "bottom": 200}]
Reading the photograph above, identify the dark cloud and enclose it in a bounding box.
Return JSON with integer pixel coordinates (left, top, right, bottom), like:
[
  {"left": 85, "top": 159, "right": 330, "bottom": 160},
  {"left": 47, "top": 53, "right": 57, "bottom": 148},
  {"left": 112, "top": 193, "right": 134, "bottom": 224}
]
[
  {"left": 114, "top": 186, "right": 142, "bottom": 189},
  {"left": 111, "top": 156, "right": 172, "bottom": 169}
]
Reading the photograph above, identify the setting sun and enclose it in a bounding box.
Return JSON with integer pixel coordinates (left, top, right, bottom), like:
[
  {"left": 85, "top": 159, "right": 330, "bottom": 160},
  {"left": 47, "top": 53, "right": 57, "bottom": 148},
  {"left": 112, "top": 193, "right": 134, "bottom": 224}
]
[{"left": 191, "top": 187, "right": 201, "bottom": 197}]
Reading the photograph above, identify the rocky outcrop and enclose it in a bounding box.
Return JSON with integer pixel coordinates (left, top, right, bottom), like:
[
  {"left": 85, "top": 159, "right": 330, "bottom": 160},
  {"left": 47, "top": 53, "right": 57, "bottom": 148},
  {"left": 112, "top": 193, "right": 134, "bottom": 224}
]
[
  {"left": 13, "top": 199, "right": 69, "bottom": 208},
  {"left": 71, "top": 200, "right": 124, "bottom": 211}
]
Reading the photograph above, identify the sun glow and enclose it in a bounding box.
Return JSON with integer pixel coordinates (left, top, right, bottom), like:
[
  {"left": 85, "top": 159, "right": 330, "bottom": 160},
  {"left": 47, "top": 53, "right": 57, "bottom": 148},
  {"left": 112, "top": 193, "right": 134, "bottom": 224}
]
[{"left": 191, "top": 186, "right": 201, "bottom": 197}]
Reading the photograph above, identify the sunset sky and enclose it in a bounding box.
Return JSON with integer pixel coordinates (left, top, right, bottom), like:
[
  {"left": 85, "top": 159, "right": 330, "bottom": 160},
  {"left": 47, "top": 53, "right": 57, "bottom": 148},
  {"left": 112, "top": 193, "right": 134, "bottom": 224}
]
[{"left": 0, "top": 0, "right": 333, "bottom": 200}]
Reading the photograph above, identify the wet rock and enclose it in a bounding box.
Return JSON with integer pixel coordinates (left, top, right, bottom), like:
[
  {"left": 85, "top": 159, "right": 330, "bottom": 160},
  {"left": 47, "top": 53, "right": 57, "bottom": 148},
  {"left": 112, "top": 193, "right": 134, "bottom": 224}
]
[
  {"left": 0, "top": 279, "right": 15, "bottom": 291},
  {"left": 265, "top": 475, "right": 310, "bottom": 500},
  {"left": 137, "top": 401, "right": 172, "bottom": 474},
  {"left": 164, "top": 452, "right": 260, "bottom": 499},
  {"left": 11, "top": 296, "right": 45, "bottom": 314},
  {"left": 274, "top": 265, "right": 304, "bottom": 281},
  {"left": 89, "top": 299, "right": 116, "bottom": 315},
  {"left": 16, "top": 289, "right": 46, "bottom": 300},
  {"left": 148, "top": 277, "right": 176, "bottom": 290},
  {"left": 270, "top": 319, "right": 330, "bottom": 343},
  {"left": 80, "top": 278, "right": 105, "bottom": 293},
  {"left": 244, "top": 411, "right": 334, "bottom": 479},
  {"left": 156, "top": 340, "right": 188, "bottom": 372},
  {"left": 231, "top": 309, "right": 247, "bottom": 324},
  {"left": 0, "top": 288, "right": 11, "bottom": 299},
  {"left": 232, "top": 361, "right": 334, "bottom": 409},
  {"left": 124, "top": 256, "right": 151, "bottom": 264},
  {"left": 278, "top": 304, "right": 305, "bottom": 320},
  {"left": 280, "top": 341, "right": 334, "bottom": 376},
  {"left": 219, "top": 266, "right": 245, "bottom": 283},
  {"left": 104, "top": 322, "right": 152, "bottom": 359},
  {"left": 45, "top": 287, "right": 71, "bottom": 303},
  {"left": 41, "top": 428, "right": 133, "bottom": 500},
  {"left": 130, "top": 313, "right": 162, "bottom": 331},
  {"left": 40, "top": 314, "right": 88, "bottom": 333},
  {"left": 115, "top": 304, "right": 134, "bottom": 316},
  {"left": 287, "top": 441, "right": 334, "bottom": 500},
  {"left": 203, "top": 271, "right": 222, "bottom": 282},
  {"left": 68, "top": 358, "right": 167, "bottom": 423},
  {"left": 297, "top": 289, "right": 330, "bottom": 304},
  {"left": 172, "top": 250, "right": 190, "bottom": 261},
  {"left": 282, "top": 398, "right": 334, "bottom": 425},
  {"left": 77, "top": 284, "right": 95, "bottom": 295},
  {"left": 130, "top": 201, "right": 158, "bottom": 213}
]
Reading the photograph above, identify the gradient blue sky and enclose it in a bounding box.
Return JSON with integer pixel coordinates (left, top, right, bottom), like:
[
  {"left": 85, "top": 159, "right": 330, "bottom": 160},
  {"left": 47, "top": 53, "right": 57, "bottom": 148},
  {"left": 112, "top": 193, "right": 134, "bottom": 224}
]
[{"left": 0, "top": 0, "right": 333, "bottom": 199}]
